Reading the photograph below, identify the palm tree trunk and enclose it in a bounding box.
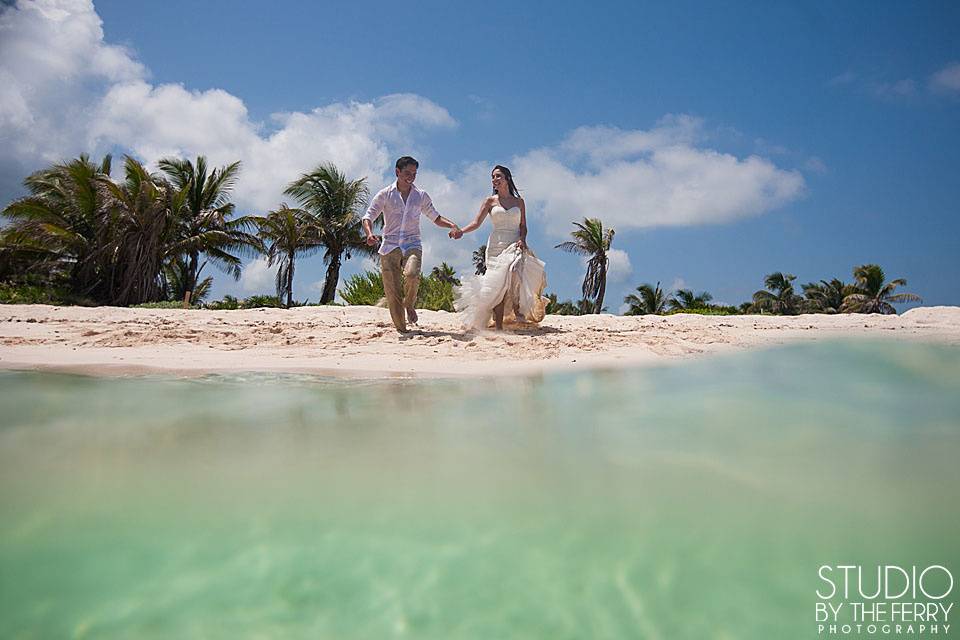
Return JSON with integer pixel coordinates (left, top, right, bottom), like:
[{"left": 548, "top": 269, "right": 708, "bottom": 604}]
[
  {"left": 188, "top": 250, "right": 199, "bottom": 298},
  {"left": 595, "top": 261, "right": 607, "bottom": 314},
  {"left": 286, "top": 250, "right": 295, "bottom": 308},
  {"left": 321, "top": 253, "right": 342, "bottom": 304}
]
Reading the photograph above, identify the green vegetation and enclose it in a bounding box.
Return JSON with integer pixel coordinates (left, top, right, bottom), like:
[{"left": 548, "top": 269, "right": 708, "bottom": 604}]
[
  {"left": 131, "top": 301, "right": 201, "bottom": 309},
  {"left": 339, "top": 262, "right": 461, "bottom": 312},
  {"left": 752, "top": 272, "right": 802, "bottom": 315},
  {"left": 283, "top": 163, "right": 374, "bottom": 304},
  {"left": 624, "top": 282, "right": 668, "bottom": 315},
  {"left": 472, "top": 244, "right": 487, "bottom": 275},
  {"left": 339, "top": 271, "right": 384, "bottom": 306},
  {"left": 840, "top": 264, "right": 922, "bottom": 314},
  {"left": 0, "top": 282, "right": 73, "bottom": 305},
  {"left": 1, "top": 155, "right": 924, "bottom": 316},
  {"left": 158, "top": 156, "right": 258, "bottom": 304},
  {"left": 623, "top": 264, "right": 920, "bottom": 316},
  {"left": 556, "top": 217, "right": 615, "bottom": 314}
]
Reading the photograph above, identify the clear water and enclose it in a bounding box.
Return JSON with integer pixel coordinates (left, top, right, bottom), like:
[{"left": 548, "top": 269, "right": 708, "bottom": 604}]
[{"left": 1, "top": 341, "right": 958, "bottom": 639}]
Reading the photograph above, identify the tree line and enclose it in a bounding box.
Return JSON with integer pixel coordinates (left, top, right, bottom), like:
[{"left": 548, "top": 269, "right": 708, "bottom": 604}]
[
  {"left": 0, "top": 154, "right": 377, "bottom": 308},
  {"left": 1, "top": 154, "right": 920, "bottom": 315},
  {"left": 620, "top": 267, "right": 920, "bottom": 316}
]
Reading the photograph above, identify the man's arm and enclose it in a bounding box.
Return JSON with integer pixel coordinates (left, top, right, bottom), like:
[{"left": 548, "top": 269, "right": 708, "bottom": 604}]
[
  {"left": 421, "top": 192, "right": 462, "bottom": 238},
  {"left": 362, "top": 190, "right": 384, "bottom": 246}
]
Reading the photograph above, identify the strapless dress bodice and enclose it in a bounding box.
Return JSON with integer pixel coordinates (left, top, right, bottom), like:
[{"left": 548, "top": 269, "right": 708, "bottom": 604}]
[
  {"left": 487, "top": 205, "right": 522, "bottom": 258},
  {"left": 490, "top": 205, "right": 521, "bottom": 232}
]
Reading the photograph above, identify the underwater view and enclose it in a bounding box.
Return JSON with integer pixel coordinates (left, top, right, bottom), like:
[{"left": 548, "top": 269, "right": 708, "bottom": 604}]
[{"left": 1, "top": 340, "right": 958, "bottom": 639}]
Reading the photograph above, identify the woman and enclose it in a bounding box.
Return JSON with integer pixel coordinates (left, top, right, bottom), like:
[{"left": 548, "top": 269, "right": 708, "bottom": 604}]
[{"left": 452, "top": 165, "right": 548, "bottom": 330}]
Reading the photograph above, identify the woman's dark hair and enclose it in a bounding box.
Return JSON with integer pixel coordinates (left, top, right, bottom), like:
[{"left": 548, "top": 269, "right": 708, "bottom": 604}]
[
  {"left": 396, "top": 156, "right": 419, "bottom": 171},
  {"left": 492, "top": 165, "right": 520, "bottom": 197}
]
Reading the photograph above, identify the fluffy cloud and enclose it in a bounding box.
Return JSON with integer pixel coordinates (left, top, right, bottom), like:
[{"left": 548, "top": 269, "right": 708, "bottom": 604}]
[
  {"left": 606, "top": 249, "right": 633, "bottom": 283},
  {"left": 0, "top": 0, "right": 144, "bottom": 194},
  {"left": 90, "top": 82, "right": 455, "bottom": 211},
  {"left": 513, "top": 117, "right": 805, "bottom": 236},
  {"left": 580, "top": 248, "right": 632, "bottom": 287},
  {"left": 930, "top": 62, "right": 960, "bottom": 94},
  {"left": 1, "top": 0, "right": 806, "bottom": 292},
  {"left": 0, "top": 0, "right": 456, "bottom": 213},
  {"left": 238, "top": 258, "right": 278, "bottom": 294}
]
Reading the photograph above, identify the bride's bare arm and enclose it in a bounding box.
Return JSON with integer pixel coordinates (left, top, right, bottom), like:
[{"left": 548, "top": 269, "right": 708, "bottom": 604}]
[
  {"left": 459, "top": 197, "right": 495, "bottom": 235},
  {"left": 518, "top": 198, "right": 528, "bottom": 249}
]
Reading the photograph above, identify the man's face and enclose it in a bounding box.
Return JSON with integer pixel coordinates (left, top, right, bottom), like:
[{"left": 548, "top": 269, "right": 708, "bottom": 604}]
[{"left": 396, "top": 164, "right": 417, "bottom": 188}]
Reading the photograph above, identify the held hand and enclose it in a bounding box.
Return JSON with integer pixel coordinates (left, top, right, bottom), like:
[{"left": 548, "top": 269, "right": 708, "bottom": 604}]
[
  {"left": 449, "top": 227, "right": 463, "bottom": 240},
  {"left": 365, "top": 234, "right": 379, "bottom": 247}
]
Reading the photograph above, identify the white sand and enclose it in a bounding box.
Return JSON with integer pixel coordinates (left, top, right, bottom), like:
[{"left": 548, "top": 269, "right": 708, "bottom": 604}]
[{"left": 1, "top": 304, "right": 958, "bottom": 378}]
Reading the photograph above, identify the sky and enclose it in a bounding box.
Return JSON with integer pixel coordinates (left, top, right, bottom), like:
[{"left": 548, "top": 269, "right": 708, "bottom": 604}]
[{"left": 1, "top": 0, "right": 958, "bottom": 310}]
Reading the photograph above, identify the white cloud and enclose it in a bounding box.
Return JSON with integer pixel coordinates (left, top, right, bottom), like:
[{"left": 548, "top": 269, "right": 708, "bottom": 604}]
[
  {"left": 0, "top": 0, "right": 145, "bottom": 192},
  {"left": 89, "top": 85, "right": 456, "bottom": 212},
  {"left": 239, "top": 258, "right": 278, "bottom": 293},
  {"left": 872, "top": 78, "right": 917, "bottom": 99},
  {"left": 930, "top": 62, "right": 960, "bottom": 94},
  {"left": 606, "top": 249, "right": 632, "bottom": 283},
  {"left": 513, "top": 118, "right": 805, "bottom": 236},
  {"left": 0, "top": 0, "right": 807, "bottom": 299},
  {"left": 0, "top": 1, "right": 457, "bottom": 213},
  {"left": 580, "top": 248, "right": 631, "bottom": 286}
]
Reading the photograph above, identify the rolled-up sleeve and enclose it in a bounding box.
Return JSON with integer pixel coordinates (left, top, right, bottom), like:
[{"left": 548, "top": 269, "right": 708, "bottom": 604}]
[
  {"left": 419, "top": 192, "right": 441, "bottom": 222},
  {"left": 362, "top": 190, "right": 384, "bottom": 223}
]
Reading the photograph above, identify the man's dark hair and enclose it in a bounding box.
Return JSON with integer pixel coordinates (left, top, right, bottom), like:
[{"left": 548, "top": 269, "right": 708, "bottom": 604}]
[{"left": 395, "top": 156, "right": 419, "bottom": 171}]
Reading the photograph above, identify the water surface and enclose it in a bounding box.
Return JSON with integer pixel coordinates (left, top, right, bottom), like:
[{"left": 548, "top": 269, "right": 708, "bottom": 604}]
[{"left": 1, "top": 340, "right": 958, "bottom": 638}]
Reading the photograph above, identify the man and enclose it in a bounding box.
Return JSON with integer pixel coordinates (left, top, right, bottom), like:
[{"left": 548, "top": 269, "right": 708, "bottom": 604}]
[{"left": 362, "top": 156, "right": 463, "bottom": 333}]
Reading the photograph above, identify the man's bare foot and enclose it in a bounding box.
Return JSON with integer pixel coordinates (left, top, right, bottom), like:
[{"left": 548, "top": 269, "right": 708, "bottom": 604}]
[{"left": 406, "top": 308, "right": 418, "bottom": 325}]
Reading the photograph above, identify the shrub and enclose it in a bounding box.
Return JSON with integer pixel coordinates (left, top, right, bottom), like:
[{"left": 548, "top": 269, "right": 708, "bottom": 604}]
[
  {"left": 0, "top": 282, "right": 70, "bottom": 305},
  {"left": 340, "top": 271, "right": 384, "bottom": 306},
  {"left": 665, "top": 306, "right": 740, "bottom": 316},
  {"left": 132, "top": 300, "right": 200, "bottom": 309},
  {"left": 205, "top": 295, "right": 240, "bottom": 310},
  {"left": 340, "top": 268, "right": 456, "bottom": 311},
  {"left": 417, "top": 274, "right": 455, "bottom": 312},
  {"left": 240, "top": 295, "right": 283, "bottom": 309}
]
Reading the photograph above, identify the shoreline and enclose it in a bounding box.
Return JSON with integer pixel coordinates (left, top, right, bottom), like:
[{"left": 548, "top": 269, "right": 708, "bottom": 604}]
[{"left": 1, "top": 304, "right": 958, "bottom": 379}]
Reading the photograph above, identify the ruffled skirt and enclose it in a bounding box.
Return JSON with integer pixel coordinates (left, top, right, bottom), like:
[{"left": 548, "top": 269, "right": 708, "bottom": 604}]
[{"left": 455, "top": 242, "right": 548, "bottom": 330}]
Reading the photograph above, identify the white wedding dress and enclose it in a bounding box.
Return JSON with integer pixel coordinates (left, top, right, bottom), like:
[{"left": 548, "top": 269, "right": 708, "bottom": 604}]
[{"left": 455, "top": 204, "right": 548, "bottom": 330}]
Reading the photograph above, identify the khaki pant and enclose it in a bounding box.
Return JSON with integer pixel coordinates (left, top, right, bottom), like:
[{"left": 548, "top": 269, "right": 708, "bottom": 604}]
[{"left": 380, "top": 248, "right": 421, "bottom": 332}]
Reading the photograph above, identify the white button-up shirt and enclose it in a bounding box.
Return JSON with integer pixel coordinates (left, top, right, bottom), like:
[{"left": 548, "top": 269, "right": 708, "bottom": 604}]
[{"left": 362, "top": 182, "right": 441, "bottom": 255}]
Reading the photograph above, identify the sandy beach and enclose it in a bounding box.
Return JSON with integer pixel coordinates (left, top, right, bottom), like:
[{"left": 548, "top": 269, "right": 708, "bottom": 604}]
[{"left": 0, "top": 304, "right": 957, "bottom": 378}]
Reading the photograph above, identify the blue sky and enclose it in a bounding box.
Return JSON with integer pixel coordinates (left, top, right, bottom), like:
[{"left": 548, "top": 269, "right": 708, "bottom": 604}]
[{"left": 1, "top": 0, "right": 958, "bottom": 309}]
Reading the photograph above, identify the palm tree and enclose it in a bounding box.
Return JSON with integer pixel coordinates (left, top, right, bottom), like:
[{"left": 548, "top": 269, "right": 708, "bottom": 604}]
[
  {"left": 555, "top": 217, "right": 615, "bottom": 314},
  {"left": 545, "top": 292, "right": 580, "bottom": 316},
  {"left": 1, "top": 154, "right": 113, "bottom": 299},
  {"left": 624, "top": 281, "right": 668, "bottom": 315},
  {"left": 430, "top": 262, "right": 460, "bottom": 286},
  {"left": 283, "top": 163, "right": 374, "bottom": 304},
  {"left": 472, "top": 244, "right": 487, "bottom": 275},
  {"left": 841, "top": 264, "right": 921, "bottom": 314},
  {"left": 95, "top": 156, "right": 188, "bottom": 305},
  {"left": 802, "top": 278, "right": 853, "bottom": 314},
  {"left": 164, "top": 256, "right": 213, "bottom": 304},
  {"left": 253, "top": 204, "right": 323, "bottom": 308},
  {"left": 752, "top": 272, "right": 802, "bottom": 315},
  {"left": 158, "top": 156, "right": 259, "bottom": 303},
  {"left": 668, "top": 288, "right": 713, "bottom": 311}
]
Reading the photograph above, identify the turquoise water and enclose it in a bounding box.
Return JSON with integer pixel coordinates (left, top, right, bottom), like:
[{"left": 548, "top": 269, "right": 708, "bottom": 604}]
[{"left": 1, "top": 341, "right": 958, "bottom": 639}]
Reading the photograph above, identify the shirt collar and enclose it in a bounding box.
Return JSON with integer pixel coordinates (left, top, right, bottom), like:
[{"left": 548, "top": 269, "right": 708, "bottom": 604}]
[{"left": 390, "top": 182, "right": 420, "bottom": 197}]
